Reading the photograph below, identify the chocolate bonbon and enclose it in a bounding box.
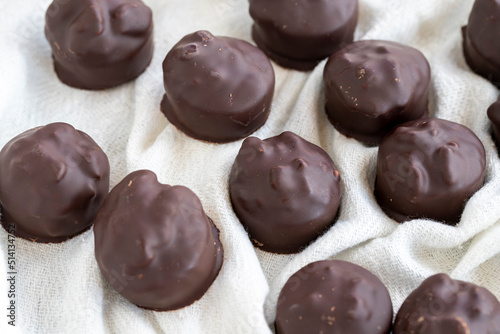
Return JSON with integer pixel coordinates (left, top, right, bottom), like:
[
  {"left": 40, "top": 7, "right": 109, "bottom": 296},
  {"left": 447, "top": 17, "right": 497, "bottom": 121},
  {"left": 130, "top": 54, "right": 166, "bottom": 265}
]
[
  {"left": 324, "top": 40, "right": 431, "bottom": 145},
  {"left": 488, "top": 99, "right": 500, "bottom": 148},
  {"left": 45, "top": 0, "right": 154, "bottom": 90},
  {"left": 394, "top": 273, "right": 500, "bottom": 333},
  {"left": 375, "top": 118, "right": 485, "bottom": 225},
  {"left": 161, "top": 30, "right": 274, "bottom": 143},
  {"left": 249, "top": 0, "right": 358, "bottom": 71},
  {"left": 0, "top": 123, "right": 110, "bottom": 242},
  {"left": 463, "top": 0, "right": 500, "bottom": 86},
  {"left": 229, "top": 132, "right": 341, "bottom": 254},
  {"left": 94, "top": 170, "right": 223, "bottom": 311},
  {"left": 276, "top": 260, "right": 393, "bottom": 334}
]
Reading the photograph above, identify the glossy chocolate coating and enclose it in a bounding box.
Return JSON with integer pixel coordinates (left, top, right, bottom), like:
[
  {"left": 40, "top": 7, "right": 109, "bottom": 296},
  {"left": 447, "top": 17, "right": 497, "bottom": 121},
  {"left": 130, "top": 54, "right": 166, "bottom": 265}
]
[
  {"left": 324, "top": 40, "right": 431, "bottom": 145},
  {"left": 276, "top": 260, "right": 393, "bottom": 334},
  {"left": 487, "top": 99, "right": 500, "bottom": 148},
  {"left": 161, "top": 30, "right": 274, "bottom": 143},
  {"left": 0, "top": 123, "right": 110, "bottom": 242},
  {"left": 250, "top": 0, "right": 358, "bottom": 71},
  {"left": 229, "top": 132, "right": 341, "bottom": 254},
  {"left": 375, "top": 118, "right": 486, "bottom": 225},
  {"left": 45, "top": 0, "right": 153, "bottom": 90},
  {"left": 463, "top": 0, "right": 500, "bottom": 86},
  {"left": 94, "top": 170, "right": 223, "bottom": 311},
  {"left": 394, "top": 274, "right": 500, "bottom": 334}
]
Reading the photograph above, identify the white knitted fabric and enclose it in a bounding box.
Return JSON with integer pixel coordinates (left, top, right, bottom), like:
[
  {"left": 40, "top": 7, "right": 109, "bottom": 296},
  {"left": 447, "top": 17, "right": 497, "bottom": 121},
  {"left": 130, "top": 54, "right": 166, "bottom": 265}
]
[{"left": 1, "top": 0, "right": 500, "bottom": 333}]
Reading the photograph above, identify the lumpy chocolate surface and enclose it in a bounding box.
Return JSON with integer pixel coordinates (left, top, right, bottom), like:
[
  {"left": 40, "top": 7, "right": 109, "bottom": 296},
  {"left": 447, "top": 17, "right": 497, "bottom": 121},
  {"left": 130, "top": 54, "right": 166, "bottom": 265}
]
[
  {"left": 394, "top": 274, "right": 500, "bottom": 334},
  {"left": 324, "top": 40, "right": 431, "bottom": 145},
  {"left": 463, "top": 0, "right": 500, "bottom": 86},
  {"left": 94, "top": 170, "right": 223, "bottom": 311},
  {"left": 375, "top": 118, "right": 485, "bottom": 225},
  {"left": 0, "top": 123, "right": 110, "bottom": 242},
  {"left": 161, "top": 30, "right": 274, "bottom": 143},
  {"left": 250, "top": 0, "right": 358, "bottom": 71},
  {"left": 229, "top": 132, "right": 341, "bottom": 254},
  {"left": 45, "top": 0, "right": 154, "bottom": 90},
  {"left": 276, "top": 260, "right": 393, "bottom": 334}
]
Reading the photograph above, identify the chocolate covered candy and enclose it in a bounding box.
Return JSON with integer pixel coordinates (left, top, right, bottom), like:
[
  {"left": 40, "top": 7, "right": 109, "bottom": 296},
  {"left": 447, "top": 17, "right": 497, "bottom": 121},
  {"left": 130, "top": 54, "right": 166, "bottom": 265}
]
[
  {"left": 161, "top": 30, "right": 275, "bottom": 143},
  {"left": 229, "top": 132, "right": 341, "bottom": 254},
  {"left": 324, "top": 40, "right": 431, "bottom": 145},
  {"left": 276, "top": 260, "right": 393, "bottom": 334},
  {"left": 463, "top": 0, "right": 500, "bottom": 86},
  {"left": 394, "top": 274, "right": 500, "bottom": 334},
  {"left": 45, "top": 0, "right": 154, "bottom": 90},
  {"left": 375, "top": 118, "right": 486, "bottom": 225},
  {"left": 250, "top": 0, "right": 358, "bottom": 71},
  {"left": 94, "top": 170, "right": 223, "bottom": 311},
  {"left": 0, "top": 123, "right": 110, "bottom": 242},
  {"left": 488, "top": 99, "right": 500, "bottom": 148}
]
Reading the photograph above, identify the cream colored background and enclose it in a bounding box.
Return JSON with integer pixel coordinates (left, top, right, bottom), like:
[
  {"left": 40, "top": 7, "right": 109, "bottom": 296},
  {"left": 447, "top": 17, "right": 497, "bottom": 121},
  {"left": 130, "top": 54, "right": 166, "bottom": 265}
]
[{"left": 1, "top": 0, "right": 500, "bottom": 333}]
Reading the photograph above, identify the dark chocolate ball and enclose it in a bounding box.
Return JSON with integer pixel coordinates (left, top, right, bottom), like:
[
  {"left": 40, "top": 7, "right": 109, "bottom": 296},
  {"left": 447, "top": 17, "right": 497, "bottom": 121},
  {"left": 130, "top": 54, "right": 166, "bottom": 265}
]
[
  {"left": 276, "top": 260, "right": 393, "bottom": 334},
  {"left": 375, "top": 118, "right": 486, "bottom": 225},
  {"left": 324, "top": 40, "right": 431, "bottom": 145},
  {"left": 250, "top": 0, "right": 358, "bottom": 71},
  {"left": 161, "top": 30, "right": 275, "bottom": 143},
  {"left": 0, "top": 123, "right": 110, "bottom": 242},
  {"left": 463, "top": 0, "right": 500, "bottom": 86},
  {"left": 394, "top": 274, "right": 500, "bottom": 334},
  {"left": 94, "top": 170, "right": 223, "bottom": 311},
  {"left": 45, "top": 0, "right": 154, "bottom": 90},
  {"left": 229, "top": 132, "right": 341, "bottom": 254}
]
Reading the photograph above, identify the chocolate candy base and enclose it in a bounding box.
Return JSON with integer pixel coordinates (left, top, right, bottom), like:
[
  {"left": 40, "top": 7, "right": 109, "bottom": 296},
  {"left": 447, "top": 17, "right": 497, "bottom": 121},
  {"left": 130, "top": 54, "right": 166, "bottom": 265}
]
[
  {"left": 326, "top": 105, "right": 429, "bottom": 146},
  {"left": 374, "top": 183, "right": 419, "bottom": 223},
  {"left": 51, "top": 44, "right": 153, "bottom": 90},
  {"left": 251, "top": 26, "right": 321, "bottom": 72},
  {"left": 488, "top": 100, "right": 500, "bottom": 150},
  {"left": 230, "top": 201, "right": 341, "bottom": 255},
  {"left": 161, "top": 94, "right": 270, "bottom": 143},
  {"left": 462, "top": 27, "right": 500, "bottom": 87},
  {"left": 139, "top": 217, "right": 224, "bottom": 312},
  {"left": 0, "top": 220, "right": 91, "bottom": 243},
  {"left": 375, "top": 181, "right": 476, "bottom": 225}
]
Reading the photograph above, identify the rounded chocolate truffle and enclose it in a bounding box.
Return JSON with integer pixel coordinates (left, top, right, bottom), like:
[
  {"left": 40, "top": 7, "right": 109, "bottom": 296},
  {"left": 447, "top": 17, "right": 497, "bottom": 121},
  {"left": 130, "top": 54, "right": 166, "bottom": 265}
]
[
  {"left": 463, "top": 0, "right": 500, "bottom": 86},
  {"left": 324, "top": 40, "right": 431, "bottom": 145},
  {"left": 487, "top": 99, "right": 500, "bottom": 148},
  {"left": 94, "top": 170, "right": 223, "bottom": 311},
  {"left": 161, "top": 30, "right": 275, "bottom": 143},
  {"left": 229, "top": 131, "right": 341, "bottom": 254},
  {"left": 249, "top": 0, "right": 358, "bottom": 71},
  {"left": 375, "top": 118, "right": 486, "bottom": 225},
  {"left": 0, "top": 123, "right": 110, "bottom": 243},
  {"left": 276, "top": 260, "right": 393, "bottom": 334},
  {"left": 394, "top": 274, "right": 500, "bottom": 334},
  {"left": 45, "top": 0, "right": 154, "bottom": 90}
]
